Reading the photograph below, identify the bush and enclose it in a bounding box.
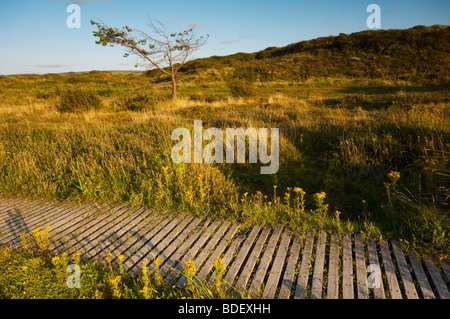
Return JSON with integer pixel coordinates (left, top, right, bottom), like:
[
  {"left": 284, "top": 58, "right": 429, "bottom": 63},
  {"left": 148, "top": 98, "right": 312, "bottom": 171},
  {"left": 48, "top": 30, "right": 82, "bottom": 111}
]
[
  {"left": 123, "top": 93, "right": 157, "bottom": 111},
  {"left": 58, "top": 89, "right": 102, "bottom": 112},
  {"left": 227, "top": 79, "right": 255, "bottom": 98}
]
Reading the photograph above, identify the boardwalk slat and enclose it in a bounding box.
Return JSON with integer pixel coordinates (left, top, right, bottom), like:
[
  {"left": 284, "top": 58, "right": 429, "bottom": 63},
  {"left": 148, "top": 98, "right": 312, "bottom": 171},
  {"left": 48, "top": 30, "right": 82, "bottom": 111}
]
[
  {"left": 127, "top": 214, "right": 195, "bottom": 269},
  {"left": 122, "top": 214, "right": 193, "bottom": 273},
  {"left": 0, "top": 198, "right": 48, "bottom": 223},
  {"left": 142, "top": 216, "right": 203, "bottom": 275},
  {"left": 408, "top": 251, "right": 435, "bottom": 299},
  {"left": 262, "top": 230, "right": 292, "bottom": 299},
  {"left": 222, "top": 225, "right": 262, "bottom": 289},
  {"left": 278, "top": 234, "right": 302, "bottom": 299},
  {"left": 423, "top": 254, "right": 450, "bottom": 299},
  {"left": 197, "top": 223, "right": 240, "bottom": 282},
  {"left": 102, "top": 210, "right": 177, "bottom": 266},
  {"left": 248, "top": 225, "right": 284, "bottom": 298},
  {"left": 355, "top": 234, "right": 369, "bottom": 299},
  {"left": 0, "top": 200, "right": 64, "bottom": 243},
  {"left": 176, "top": 221, "right": 231, "bottom": 287},
  {"left": 441, "top": 259, "right": 450, "bottom": 283},
  {"left": 234, "top": 226, "right": 271, "bottom": 292},
  {"left": 166, "top": 219, "right": 222, "bottom": 284},
  {"left": 124, "top": 213, "right": 175, "bottom": 274},
  {"left": 15, "top": 202, "right": 106, "bottom": 250},
  {"left": 43, "top": 202, "right": 111, "bottom": 250},
  {"left": 391, "top": 241, "right": 418, "bottom": 299},
  {"left": 310, "top": 230, "right": 327, "bottom": 299},
  {"left": 379, "top": 241, "right": 402, "bottom": 299},
  {"left": 342, "top": 233, "right": 354, "bottom": 299},
  {"left": 51, "top": 204, "right": 127, "bottom": 254},
  {"left": 208, "top": 231, "right": 245, "bottom": 286},
  {"left": 161, "top": 218, "right": 212, "bottom": 278},
  {"left": 77, "top": 207, "right": 149, "bottom": 260},
  {"left": 2, "top": 196, "right": 450, "bottom": 299},
  {"left": 0, "top": 198, "right": 50, "bottom": 231},
  {"left": 367, "top": 238, "right": 385, "bottom": 299},
  {"left": 294, "top": 229, "right": 315, "bottom": 299},
  {"left": 327, "top": 234, "right": 340, "bottom": 299}
]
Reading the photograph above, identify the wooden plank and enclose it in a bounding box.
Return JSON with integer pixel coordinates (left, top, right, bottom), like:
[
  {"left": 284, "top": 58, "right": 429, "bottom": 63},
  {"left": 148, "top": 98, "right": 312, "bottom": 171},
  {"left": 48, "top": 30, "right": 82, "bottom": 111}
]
[
  {"left": 0, "top": 198, "right": 43, "bottom": 221},
  {"left": 165, "top": 219, "right": 222, "bottom": 285},
  {"left": 262, "top": 230, "right": 292, "bottom": 299},
  {"left": 310, "top": 230, "right": 327, "bottom": 299},
  {"left": 146, "top": 216, "right": 204, "bottom": 276},
  {"left": 176, "top": 220, "right": 231, "bottom": 287},
  {"left": 10, "top": 201, "right": 105, "bottom": 249},
  {"left": 234, "top": 226, "right": 271, "bottom": 292},
  {"left": 391, "top": 241, "right": 418, "bottom": 299},
  {"left": 408, "top": 251, "right": 435, "bottom": 299},
  {"left": 222, "top": 225, "right": 262, "bottom": 288},
  {"left": 74, "top": 206, "right": 149, "bottom": 260},
  {"left": 294, "top": 229, "right": 315, "bottom": 299},
  {"left": 248, "top": 224, "right": 284, "bottom": 297},
  {"left": 119, "top": 212, "right": 175, "bottom": 270},
  {"left": 355, "top": 234, "right": 369, "bottom": 299},
  {"left": 208, "top": 231, "right": 245, "bottom": 286},
  {"left": 342, "top": 233, "right": 354, "bottom": 299},
  {"left": 121, "top": 214, "right": 191, "bottom": 266},
  {"left": 0, "top": 198, "right": 49, "bottom": 228},
  {"left": 196, "top": 223, "right": 239, "bottom": 282},
  {"left": 0, "top": 199, "right": 59, "bottom": 231},
  {"left": 0, "top": 200, "right": 62, "bottom": 241},
  {"left": 49, "top": 203, "right": 126, "bottom": 254},
  {"left": 161, "top": 218, "right": 213, "bottom": 278},
  {"left": 441, "top": 259, "right": 450, "bottom": 283},
  {"left": 423, "top": 254, "right": 450, "bottom": 299},
  {"left": 90, "top": 209, "right": 173, "bottom": 262},
  {"left": 367, "top": 238, "right": 385, "bottom": 299},
  {"left": 127, "top": 214, "right": 195, "bottom": 276},
  {"left": 278, "top": 234, "right": 302, "bottom": 299},
  {"left": 46, "top": 202, "right": 120, "bottom": 252},
  {"left": 100, "top": 209, "right": 174, "bottom": 266},
  {"left": 379, "top": 241, "right": 402, "bottom": 299},
  {"left": 126, "top": 212, "right": 180, "bottom": 275},
  {"left": 327, "top": 234, "right": 340, "bottom": 299},
  {"left": 0, "top": 197, "right": 26, "bottom": 216}
]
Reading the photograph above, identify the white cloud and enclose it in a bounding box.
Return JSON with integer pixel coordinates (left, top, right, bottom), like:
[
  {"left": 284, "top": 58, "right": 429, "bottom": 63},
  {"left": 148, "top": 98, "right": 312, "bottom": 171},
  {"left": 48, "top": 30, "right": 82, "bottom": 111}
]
[
  {"left": 238, "top": 35, "right": 255, "bottom": 39},
  {"left": 37, "top": 63, "right": 66, "bottom": 68},
  {"left": 220, "top": 39, "right": 239, "bottom": 44},
  {"left": 188, "top": 21, "right": 207, "bottom": 28}
]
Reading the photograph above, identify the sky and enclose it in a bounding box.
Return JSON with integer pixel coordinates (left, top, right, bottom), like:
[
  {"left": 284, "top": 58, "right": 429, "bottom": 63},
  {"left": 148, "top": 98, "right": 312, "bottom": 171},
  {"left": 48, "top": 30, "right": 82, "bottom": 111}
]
[{"left": 0, "top": 0, "right": 448, "bottom": 75}]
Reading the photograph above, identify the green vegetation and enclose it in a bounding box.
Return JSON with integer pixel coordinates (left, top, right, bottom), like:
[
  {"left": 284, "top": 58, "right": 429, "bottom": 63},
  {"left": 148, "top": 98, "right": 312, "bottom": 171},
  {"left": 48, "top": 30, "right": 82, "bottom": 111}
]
[
  {"left": 0, "top": 229, "right": 239, "bottom": 299},
  {"left": 0, "top": 25, "right": 449, "bottom": 263}
]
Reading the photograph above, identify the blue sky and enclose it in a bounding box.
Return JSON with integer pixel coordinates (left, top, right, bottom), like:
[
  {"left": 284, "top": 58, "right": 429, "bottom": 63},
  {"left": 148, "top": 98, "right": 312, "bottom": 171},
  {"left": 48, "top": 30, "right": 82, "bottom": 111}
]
[{"left": 0, "top": 0, "right": 448, "bottom": 75}]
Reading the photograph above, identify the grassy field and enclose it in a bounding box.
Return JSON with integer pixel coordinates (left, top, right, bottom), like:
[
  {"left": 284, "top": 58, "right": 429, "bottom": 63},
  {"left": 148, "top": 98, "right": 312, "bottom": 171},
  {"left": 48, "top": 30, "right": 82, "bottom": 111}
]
[{"left": 0, "top": 69, "right": 448, "bottom": 261}]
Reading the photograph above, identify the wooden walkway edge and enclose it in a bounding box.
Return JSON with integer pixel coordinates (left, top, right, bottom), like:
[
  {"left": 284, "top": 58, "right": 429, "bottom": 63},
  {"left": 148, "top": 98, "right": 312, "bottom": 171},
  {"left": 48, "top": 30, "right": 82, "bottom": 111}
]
[{"left": 0, "top": 196, "right": 449, "bottom": 299}]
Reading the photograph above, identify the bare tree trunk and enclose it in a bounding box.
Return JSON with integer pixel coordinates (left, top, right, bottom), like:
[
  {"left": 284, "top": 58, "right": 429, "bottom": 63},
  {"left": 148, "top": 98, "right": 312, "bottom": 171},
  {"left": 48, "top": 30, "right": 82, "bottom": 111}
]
[{"left": 171, "top": 76, "right": 177, "bottom": 100}]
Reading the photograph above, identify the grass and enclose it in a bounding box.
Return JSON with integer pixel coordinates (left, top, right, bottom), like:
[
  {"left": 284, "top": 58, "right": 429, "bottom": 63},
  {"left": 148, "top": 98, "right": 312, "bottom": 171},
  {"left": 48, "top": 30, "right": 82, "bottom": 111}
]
[
  {"left": 0, "top": 229, "right": 243, "bottom": 299},
  {"left": 0, "top": 71, "right": 448, "bottom": 260}
]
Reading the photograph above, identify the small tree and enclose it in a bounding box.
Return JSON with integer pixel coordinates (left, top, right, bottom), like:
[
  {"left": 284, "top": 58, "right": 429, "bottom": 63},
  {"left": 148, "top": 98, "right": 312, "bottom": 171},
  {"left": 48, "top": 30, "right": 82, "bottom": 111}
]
[{"left": 91, "top": 18, "right": 208, "bottom": 100}]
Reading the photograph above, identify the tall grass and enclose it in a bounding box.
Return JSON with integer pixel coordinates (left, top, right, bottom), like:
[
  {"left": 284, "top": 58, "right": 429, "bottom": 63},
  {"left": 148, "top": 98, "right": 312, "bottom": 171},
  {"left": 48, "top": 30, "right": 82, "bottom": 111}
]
[{"left": 0, "top": 73, "right": 448, "bottom": 256}]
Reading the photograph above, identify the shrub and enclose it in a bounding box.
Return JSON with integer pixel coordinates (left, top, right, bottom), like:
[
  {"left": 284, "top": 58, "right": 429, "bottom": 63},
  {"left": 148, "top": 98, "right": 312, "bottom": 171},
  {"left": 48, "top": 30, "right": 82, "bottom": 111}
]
[
  {"left": 58, "top": 88, "right": 102, "bottom": 112},
  {"left": 123, "top": 93, "right": 157, "bottom": 111},
  {"left": 227, "top": 79, "right": 255, "bottom": 98}
]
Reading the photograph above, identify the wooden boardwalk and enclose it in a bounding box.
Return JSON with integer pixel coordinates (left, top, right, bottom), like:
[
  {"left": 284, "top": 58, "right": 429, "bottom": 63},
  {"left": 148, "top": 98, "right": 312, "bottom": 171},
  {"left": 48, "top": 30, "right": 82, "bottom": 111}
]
[{"left": 0, "top": 196, "right": 449, "bottom": 299}]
